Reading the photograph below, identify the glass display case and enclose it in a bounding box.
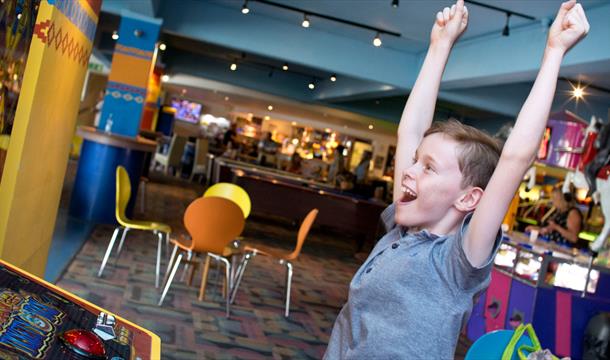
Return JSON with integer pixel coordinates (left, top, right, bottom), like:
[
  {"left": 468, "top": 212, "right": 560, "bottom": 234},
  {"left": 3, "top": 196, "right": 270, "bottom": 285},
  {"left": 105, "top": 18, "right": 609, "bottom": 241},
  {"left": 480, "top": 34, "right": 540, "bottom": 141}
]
[{"left": 494, "top": 237, "right": 602, "bottom": 294}]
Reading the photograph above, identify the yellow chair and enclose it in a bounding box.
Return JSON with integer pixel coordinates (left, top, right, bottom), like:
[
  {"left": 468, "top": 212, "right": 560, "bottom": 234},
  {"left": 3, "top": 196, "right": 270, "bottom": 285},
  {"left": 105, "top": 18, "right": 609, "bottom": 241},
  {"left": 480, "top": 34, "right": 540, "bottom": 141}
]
[
  {"left": 203, "top": 182, "right": 251, "bottom": 218},
  {"left": 231, "top": 208, "right": 318, "bottom": 317},
  {"left": 98, "top": 166, "right": 171, "bottom": 288},
  {"left": 158, "top": 197, "right": 245, "bottom": 317}
]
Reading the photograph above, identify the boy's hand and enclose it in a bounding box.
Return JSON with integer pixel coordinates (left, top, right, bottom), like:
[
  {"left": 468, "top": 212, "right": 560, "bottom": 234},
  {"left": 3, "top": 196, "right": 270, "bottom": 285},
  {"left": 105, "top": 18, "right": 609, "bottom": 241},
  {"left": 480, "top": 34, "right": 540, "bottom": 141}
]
[
  {"left": 547, "top": 0, "right": 590, "bottom": 54},
  {"left": 430, "top": 0, "right": 468, "bottom": 46}
]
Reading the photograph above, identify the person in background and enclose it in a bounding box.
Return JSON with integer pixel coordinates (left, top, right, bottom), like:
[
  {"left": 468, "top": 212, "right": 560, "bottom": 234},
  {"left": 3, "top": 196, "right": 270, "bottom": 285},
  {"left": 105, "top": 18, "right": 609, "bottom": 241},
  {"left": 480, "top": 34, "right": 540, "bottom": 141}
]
[
  {"left": 287, "top": 153, "right": 303, "bottom": 174},
  {"left": 257, "top": 132, "right": 279, "bottom": 166},
  {"left": 222, "top": 122, "right": 238, "bottom": 150},
  {"left": 328, "top": 145, "right": 346, "bottom": 185},
  {"left": 527, "top": 184, "right": 583, "bottom": 247},
  {"left": 355, "top": 150, "right": 372, "bottom": 185}
]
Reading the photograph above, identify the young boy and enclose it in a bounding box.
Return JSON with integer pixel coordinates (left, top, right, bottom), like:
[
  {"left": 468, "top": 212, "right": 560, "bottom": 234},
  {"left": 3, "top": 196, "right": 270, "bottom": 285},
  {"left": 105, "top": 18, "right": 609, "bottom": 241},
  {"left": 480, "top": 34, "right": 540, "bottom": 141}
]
[{"left": 324, "top": 0, "right": 589, "bottom": 358}]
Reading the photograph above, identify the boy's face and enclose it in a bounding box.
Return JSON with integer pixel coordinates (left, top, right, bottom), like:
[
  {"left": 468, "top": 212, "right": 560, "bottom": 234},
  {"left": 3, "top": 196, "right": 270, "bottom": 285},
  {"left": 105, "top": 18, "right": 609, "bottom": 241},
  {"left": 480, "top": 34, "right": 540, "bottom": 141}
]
[{"left": 395, "top": 133, "right": 466, "bottom": 233}]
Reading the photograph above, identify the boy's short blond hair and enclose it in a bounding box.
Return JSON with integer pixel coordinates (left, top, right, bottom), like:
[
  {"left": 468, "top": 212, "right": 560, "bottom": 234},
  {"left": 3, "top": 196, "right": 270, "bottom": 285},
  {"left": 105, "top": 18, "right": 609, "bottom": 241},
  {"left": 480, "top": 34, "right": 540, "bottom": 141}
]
[{"left": 424, "top": 119, "right": 502, "bottom": 189}]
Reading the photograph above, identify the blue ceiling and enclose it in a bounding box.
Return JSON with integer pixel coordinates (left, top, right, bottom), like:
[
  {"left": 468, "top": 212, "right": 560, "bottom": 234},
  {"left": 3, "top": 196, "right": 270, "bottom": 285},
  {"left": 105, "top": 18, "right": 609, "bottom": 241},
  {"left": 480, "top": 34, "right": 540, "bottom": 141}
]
[{"left": 98, "top": 0, "right": 610, "bottom": 132}]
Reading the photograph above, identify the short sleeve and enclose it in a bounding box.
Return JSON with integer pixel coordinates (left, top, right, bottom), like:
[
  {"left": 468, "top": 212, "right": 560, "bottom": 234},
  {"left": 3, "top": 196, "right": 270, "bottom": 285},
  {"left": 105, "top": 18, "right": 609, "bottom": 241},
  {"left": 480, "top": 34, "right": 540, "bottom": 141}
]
[
  {"left": 440, "top": 213, "right": 502, "bottom": 291},
  {"left": 380, "top": 203, "right": 397, "bottom": 233}
]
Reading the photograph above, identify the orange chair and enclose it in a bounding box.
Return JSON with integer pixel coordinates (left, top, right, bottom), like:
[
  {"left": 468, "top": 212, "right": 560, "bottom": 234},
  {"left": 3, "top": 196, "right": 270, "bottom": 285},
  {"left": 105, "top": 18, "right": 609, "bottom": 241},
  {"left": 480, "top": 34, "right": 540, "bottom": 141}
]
[
  {"left": 231, "top": 208, "right": 318, "bottom": 317},
  {"left": 158, "top": 197, "right": 245, "bottom": 317}
]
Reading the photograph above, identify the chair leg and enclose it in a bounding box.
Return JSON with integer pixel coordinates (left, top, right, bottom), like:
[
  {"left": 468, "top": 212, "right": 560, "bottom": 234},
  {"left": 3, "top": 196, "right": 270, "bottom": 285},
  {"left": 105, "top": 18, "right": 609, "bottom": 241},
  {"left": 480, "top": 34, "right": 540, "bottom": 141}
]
[
  {"left": 155, "top": 231, "right": 163, "bottom": 288},
  {"left": 224, "top": 260, "right": 231, "bottom": 318},
  {"left": 198, "top": 255, "right": 211, "bottom": 301},
  {"left": 158, "top": 253, "right": 183, "bottom": 306},
  {"left": 230, "top": 252, "right": 253, "bottom": 304},
  {"left": 180, "top": 251, "right": 193, "bottom": 282},
  {"left": 283, "top": 261, "right": 293, "bottom": 318},
  {"left": 162, "top": 244, "right": 179, "bottom": 289},
  {"left": 98, "top": 227, "right": 122, "bottom": 277},
  {"left": 115, "top": 227, "right": 130, "bottom": 260}
]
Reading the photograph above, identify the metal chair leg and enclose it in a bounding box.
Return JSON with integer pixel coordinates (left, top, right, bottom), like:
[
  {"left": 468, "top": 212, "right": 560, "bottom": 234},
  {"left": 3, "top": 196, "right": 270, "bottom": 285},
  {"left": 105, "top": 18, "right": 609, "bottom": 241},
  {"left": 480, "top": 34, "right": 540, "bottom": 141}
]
[
  {"left": 180, "top": 250, "right": 193, "bottom": 282},
  {"left": 98, "top": 227, "right": 122, "bottom": 277},
  {"left": 139, "top": 179, "right": 146, "bottom": 213},
  {"left": 283, "top": 261, "right": 293, "bottom": 318},
  {"left": 230, "top": 252, "right": 253, "bottom": 304},
  {"left": 115, "top": 227, "right": 130, "bottom": 259},
  {"left": 155, "top": 231, "right": 163, "bottom": 288},
  {"left": 162, "top": 244, "right": 179, "bottom": 289},
  {"left": 158, "top": 253, "right": 183, "bottom": 306}
]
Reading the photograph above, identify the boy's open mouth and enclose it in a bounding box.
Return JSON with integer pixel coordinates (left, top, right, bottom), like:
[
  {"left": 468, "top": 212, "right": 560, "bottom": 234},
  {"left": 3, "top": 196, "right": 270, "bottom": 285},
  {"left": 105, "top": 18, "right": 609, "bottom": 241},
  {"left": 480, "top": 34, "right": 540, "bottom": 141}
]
[{"left": 400, "top": 186, "right": 417, "bottom": 203}]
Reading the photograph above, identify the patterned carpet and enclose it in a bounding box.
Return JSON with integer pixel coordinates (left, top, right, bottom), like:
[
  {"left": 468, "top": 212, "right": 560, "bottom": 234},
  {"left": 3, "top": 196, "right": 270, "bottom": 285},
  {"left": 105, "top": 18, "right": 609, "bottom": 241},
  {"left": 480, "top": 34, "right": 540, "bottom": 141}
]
[{"left": 56, "top": 172, "right": 471, "bottom": 359}]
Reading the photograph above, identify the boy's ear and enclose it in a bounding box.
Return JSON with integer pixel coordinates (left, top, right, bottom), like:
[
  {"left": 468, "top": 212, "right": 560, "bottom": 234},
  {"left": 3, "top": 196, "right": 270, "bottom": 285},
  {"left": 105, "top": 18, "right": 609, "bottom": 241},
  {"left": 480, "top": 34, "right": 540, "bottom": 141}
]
[{"left": 455, "top": 186, "right": 484, "bottom": 212}]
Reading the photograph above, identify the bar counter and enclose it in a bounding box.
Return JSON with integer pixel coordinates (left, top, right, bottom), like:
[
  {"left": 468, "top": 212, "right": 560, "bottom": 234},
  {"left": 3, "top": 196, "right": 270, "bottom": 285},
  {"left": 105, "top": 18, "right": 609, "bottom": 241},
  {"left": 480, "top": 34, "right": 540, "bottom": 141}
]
[{"left": 211, "top": 157, "right": 388, "bottom": 251}]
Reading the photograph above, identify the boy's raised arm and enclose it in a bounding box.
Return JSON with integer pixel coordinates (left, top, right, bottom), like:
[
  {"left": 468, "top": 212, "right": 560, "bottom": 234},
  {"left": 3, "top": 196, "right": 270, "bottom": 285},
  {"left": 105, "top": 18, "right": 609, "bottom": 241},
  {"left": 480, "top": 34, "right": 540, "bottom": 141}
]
[
  {"left": 393, "top": 0, "right": 468, "bottom": 201},
  {"left": 465, "top": 0, "right": 590, "bottom": 267}
]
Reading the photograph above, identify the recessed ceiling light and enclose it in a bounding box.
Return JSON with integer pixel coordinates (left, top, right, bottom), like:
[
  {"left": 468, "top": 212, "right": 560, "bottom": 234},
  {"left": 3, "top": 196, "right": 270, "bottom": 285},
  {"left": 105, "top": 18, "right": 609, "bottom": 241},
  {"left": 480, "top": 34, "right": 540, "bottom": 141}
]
[
  {"left": 282, "top": 64, "right": 289, "bottom": 71},
  {"left": 111, "top": 31, "right": 119, "bottom": 40},
  {"left": 159, "top": 43, "right": 166, "bottom": 51},
  {"left": 368, "top": 124, "right": 374, "bottom": 130},
  {"left": 230, "top": 63, "right": 237, "bottom": 71},
  {"left": 330, "top": 75, "right": 337, "bottom": 82},
  {"left": 267, "top": 105, "right": 273, "bottom": 111},
  {"left": 161, "top": 74, "right": 170, "bottom": 82}
]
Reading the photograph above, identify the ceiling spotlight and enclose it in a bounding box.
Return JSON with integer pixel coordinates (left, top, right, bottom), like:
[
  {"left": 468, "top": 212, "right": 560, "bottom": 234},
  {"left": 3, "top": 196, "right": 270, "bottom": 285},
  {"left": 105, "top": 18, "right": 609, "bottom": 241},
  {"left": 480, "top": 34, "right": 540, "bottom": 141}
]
[
  {"left": 291, "top": 121, "right": 297, "bottom": 126},
  {"left": 373, "top": 32, "right": 382, "bottom": 47},
  {"left": 111, "top": 31, "right": 119, "bottom": 40},
  {"left": 268, "top": 105, "right": 274, "bottom": 111},
  {"left": 368, "top": 124, "right": 374, "bottom": 130},
  {"left": 264, "top": 115, "right": 270, "bottom": 120},
  {"left": 502, "top": 13, "right": 511, "bottom": 37},
  {"left": 330, "top": 74, "right": 337, "bottom": 82},
  {"left": 241, "top": 0, "right": 250, "bottom": 14},
  {"left": 161, "top": 74, "right": 170, "bottom": 82},
  {"left": 391, "top": 0, "right": 399, "bottom": 8},
  {"left": 573, "top": 86, "right": 585, "bottom": 99},
  {"left": 308, "top": 81, "right": 315, "bottom": 90},
  {"left": 230, "top": 63, "right": 238, "bottom": 71},
  {"left": 224, "top": 96, "right": 230, "bottom": 101},
  {"left": 302, "top": 14, "right": 310, "bottom": 28},
  {"left": 282, "top": 63, "right": 289, "bottom": 71},
  {"left": 159, "top": 43, "right": 166, "bottom": 51}
]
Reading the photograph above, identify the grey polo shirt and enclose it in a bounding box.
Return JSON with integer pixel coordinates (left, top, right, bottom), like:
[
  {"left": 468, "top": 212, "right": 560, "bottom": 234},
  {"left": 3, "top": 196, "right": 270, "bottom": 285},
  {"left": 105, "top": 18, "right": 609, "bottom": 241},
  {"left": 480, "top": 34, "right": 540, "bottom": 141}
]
[{"left": 324, "top": 204, "right": 501, "bottom": 359}]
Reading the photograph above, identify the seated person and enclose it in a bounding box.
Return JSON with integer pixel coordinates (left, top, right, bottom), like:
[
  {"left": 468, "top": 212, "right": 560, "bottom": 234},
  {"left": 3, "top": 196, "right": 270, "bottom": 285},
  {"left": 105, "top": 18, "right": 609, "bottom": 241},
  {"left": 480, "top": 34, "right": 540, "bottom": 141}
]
[
  {"left": 257, "top": 133, "right": 279, "bottom": 166},
  {"left": 527, "top": 185, "right": 583, "bottom": 247},
  {"left": 287, "top": 154, "right": 303, "bottom": 174}
]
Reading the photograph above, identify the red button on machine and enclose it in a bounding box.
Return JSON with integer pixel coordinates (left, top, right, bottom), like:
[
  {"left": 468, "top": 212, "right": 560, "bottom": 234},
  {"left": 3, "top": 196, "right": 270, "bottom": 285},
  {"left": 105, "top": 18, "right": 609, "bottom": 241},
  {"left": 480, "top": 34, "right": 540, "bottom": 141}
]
[{"left": 59, "top": 329, "right": 106, "bottom": 359}]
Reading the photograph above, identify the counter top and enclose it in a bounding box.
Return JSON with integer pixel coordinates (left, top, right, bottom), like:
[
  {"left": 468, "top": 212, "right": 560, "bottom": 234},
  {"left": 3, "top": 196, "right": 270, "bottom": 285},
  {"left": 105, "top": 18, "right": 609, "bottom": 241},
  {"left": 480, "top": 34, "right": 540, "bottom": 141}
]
[{"left": 76, "top": 126, "right": 157, "bottom": 153}]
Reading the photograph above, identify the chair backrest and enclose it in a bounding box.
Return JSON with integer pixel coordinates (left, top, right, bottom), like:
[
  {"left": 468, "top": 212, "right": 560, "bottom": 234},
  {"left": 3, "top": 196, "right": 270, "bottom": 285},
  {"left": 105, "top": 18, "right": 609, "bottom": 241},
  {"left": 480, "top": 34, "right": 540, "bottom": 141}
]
[
  {"left": 184, "top": 197, "right": 245, "bottom": 254},
  {"left": 203, "top": 183, "right": 251, "bottom": 218},
  {"left": 194, "top": 138, "right": 209, "bottom": 167},
  {"left": 168, "top": 135, "right": 188, "bottom": 167},
  {"left": 285, "top": 208, "right": 318, "bottom": 261},
  {"left": 115, "top": 166, "right": 132, "bottom": 224},
  {"left": 464, "top": 329, "right": 533, "bottom": 360}
]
